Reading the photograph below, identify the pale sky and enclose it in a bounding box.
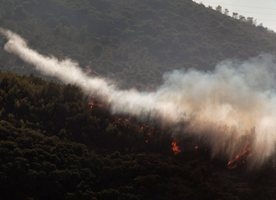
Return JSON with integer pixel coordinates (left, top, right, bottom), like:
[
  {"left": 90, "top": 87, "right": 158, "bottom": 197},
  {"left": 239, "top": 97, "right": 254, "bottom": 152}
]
[{"left": 193, "top": 0, "right": 276, "bottom": 32}]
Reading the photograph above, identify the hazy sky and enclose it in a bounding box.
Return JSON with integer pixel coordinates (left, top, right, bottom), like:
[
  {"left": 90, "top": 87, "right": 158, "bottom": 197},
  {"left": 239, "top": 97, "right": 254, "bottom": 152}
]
[{"left": 193, "top": 0, "right": 276, "bottom": 32}]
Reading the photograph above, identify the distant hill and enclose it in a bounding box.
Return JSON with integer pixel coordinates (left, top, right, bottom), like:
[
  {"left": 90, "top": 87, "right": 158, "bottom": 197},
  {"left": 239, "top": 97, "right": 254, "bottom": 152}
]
[{"left": 1, "top": 0, "right": 276, "bottom": 87}]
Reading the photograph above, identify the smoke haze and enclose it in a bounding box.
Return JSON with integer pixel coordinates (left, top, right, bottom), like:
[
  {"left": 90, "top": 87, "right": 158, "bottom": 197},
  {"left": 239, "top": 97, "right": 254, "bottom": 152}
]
[{"left": 1, "top": 28, "right": 276, "bottom": 167}]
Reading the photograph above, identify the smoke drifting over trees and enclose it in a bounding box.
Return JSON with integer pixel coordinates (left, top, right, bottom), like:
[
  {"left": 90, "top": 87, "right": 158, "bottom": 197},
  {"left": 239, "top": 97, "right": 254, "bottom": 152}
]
[{"left": 2, "top": 28, "right": 276, "bottom": 167}]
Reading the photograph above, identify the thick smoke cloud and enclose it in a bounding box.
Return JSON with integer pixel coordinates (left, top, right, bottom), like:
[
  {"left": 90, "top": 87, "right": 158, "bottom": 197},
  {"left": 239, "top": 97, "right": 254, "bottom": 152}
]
[{"left": 1, "top": 28, "right": 276, "bottom": 167}]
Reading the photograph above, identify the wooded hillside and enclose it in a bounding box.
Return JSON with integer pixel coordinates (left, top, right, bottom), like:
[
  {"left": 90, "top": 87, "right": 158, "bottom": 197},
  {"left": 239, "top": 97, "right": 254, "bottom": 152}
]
[
  {"left": 0, "top": 72, "right": 275, "bottom": 200},
  {"left": 1, "top": 0, "right": 276, "bottom": 87}
]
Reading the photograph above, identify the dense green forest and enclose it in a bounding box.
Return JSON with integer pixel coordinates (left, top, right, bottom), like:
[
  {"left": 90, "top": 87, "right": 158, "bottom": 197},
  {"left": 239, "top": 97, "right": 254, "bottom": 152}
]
[
  {"left": 1, "top": 0, "right": 276, "bottom": 87},
  {"left": 1, "top": 72, "right": 276, "bottom": 200}
]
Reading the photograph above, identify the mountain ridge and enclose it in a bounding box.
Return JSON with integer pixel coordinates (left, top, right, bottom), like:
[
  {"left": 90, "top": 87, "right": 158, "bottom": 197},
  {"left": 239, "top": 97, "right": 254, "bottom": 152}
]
[{"left": 1, "top": 0, "right": 276, "bottom": 87}]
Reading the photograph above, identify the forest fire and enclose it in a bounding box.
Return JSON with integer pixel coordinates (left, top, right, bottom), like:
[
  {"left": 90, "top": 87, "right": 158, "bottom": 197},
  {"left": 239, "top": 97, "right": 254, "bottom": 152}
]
[
  {"left": 171, "top": 140, "right": 181, "bottom": 155},
  {"left": 227, "top": 144, "right": 251, "bottom": 169}
]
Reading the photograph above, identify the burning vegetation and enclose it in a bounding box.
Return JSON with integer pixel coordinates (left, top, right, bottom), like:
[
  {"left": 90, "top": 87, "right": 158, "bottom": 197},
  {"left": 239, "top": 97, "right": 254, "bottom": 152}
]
[
  {"left": 87, "top": 98, "right": 257, "bottom": 170},
  {"left": 88, "top": 98, "right": 255, "bottom": 169},
  {"left": 171, "top": 140, "right": 181, "bottom": 155},
  {"left": 227, "top": 144, "right": 251, "bottom": 169}
]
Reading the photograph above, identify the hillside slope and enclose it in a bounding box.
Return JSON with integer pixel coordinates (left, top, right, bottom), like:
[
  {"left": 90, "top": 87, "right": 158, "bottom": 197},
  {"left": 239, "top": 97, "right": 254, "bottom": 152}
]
[
  {"left": 1, "top": 0, "right": 276, "bottom": 87},
  {"left": 0, "top": 72, "right": 276, "bottom": 200}
]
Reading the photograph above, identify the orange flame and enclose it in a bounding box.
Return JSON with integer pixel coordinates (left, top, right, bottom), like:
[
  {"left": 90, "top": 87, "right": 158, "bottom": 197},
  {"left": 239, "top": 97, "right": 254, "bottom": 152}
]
[
  {"left": 227, "top": 144, "right": 251, "bottom": 169},
  {"left": 171, "top": 140, "right": 181, "bottom": 155}
]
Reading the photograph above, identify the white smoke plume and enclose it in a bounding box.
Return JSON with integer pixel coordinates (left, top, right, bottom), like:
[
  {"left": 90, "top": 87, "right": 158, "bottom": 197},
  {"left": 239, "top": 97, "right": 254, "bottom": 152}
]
[{"left": 1, "top": 28, "right": 276, "bottom": 167}]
